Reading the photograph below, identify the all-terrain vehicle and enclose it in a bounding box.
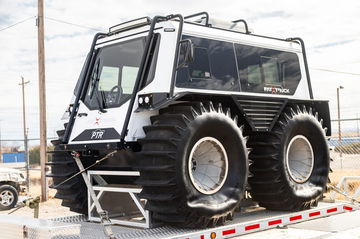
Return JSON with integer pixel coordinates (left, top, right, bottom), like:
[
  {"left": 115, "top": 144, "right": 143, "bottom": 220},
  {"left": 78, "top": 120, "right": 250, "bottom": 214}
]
[
  {"left": 0, "top": 167, "right": 26, "bottom": 210},
  {"left": 48, "top": 12, "right": 331, "bottom": 228}
]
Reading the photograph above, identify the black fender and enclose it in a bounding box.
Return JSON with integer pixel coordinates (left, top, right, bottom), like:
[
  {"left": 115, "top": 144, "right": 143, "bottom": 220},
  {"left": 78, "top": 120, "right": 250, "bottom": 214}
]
[{"left": 136, "top": 92, "right": 331, "bottom": 136}]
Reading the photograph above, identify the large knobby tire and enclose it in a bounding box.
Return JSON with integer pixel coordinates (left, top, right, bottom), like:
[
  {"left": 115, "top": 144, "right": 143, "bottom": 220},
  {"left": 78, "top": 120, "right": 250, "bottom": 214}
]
[
  {"left": 0, "top": 185, "right": 18, "bottom": 210},
  {"left": 136, "top": 102, "right": 249, "bottom": 228},
  {"left": 248, "top": 105, "right": 330, "bottom": 210},
  {"left": 47, "top": 128, "right": 89, "bottom": 214}
]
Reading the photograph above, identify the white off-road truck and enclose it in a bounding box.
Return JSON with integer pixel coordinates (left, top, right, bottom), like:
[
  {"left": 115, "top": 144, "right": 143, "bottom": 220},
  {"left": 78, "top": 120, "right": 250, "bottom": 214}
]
[
  {"left": 48, "top": 12, "right": 331, "bottom": 228},
  {"left": 0, "top": 168, "right": 26, "bottom": 210}
]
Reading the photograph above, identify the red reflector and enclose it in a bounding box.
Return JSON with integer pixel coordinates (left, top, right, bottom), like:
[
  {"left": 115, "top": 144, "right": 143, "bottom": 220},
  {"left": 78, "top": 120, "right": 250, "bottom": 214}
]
[
  {"left": 344, "top": 206, "right": 353, "bottom": 211},
  {"left": 222, "top": 229, "right": 235, "bottom": 235},
  {"left": 290, "top": 215, "right": 302, "bottom": 221},
  {"left": 245, "top": 224, "right": 260, "bottom": 231},
  {"left": 309, "top": 211, "right": 321, "bottom": 217},
  {"left": 200, "top": 236, "right": 204, "bottom": 239},
  {"left": 327, "top": 208, "right": 337, "bottom": 213},
  {"left": 268, "top": 219, "right": 282, "bottom": 226}
]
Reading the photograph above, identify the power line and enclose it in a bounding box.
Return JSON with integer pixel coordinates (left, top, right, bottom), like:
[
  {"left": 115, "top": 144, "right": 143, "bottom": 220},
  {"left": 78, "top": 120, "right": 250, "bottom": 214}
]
[
  {"left": 44, "top": 16, "right": 102, "bottom": 31},
  {"left": 0, "top": 15, "right": 102, "bottom": 33},
  {"left": 0, "top": 16, "right": 35, "bottom": 32},
  {"left": 0, "top": 137, "right": 56, "bottom": 142},
  {"left": 311, "top": 67, "right": 360, "bottom": 76}
]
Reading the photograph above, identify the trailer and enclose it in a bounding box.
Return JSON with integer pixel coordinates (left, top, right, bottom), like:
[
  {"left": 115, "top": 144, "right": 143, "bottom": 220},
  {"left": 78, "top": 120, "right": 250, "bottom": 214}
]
[{"left": 0, "top": 201, "right": 358, "bottom": 239}]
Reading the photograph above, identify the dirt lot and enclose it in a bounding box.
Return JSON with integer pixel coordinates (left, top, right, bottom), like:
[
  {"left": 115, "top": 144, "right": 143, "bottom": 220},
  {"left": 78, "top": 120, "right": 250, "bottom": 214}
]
[
  {"left": 0, "top": 169, "right": 78, "bottom": 219},
  {"left": 328, "top": 169, "right": 360, "bottom": 200}
]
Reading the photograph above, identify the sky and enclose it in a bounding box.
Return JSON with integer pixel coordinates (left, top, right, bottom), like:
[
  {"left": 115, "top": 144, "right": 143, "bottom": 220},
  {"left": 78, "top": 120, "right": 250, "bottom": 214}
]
[{"left": 0, "top": 0, "right": 359, "bottom": 146}]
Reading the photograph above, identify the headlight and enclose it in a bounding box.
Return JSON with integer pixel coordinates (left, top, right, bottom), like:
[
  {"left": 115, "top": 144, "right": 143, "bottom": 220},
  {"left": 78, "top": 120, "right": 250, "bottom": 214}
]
[
  {"left": 144, "top": 96, "right": 150, "bottom": 104},
  {"left": 20, "top": 173, "right": 25, "bottom": 179}
]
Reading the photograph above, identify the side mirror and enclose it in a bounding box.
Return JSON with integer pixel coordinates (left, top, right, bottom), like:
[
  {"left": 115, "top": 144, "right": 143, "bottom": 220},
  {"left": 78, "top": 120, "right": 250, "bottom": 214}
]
[{"left": 177, "top": 39, "right": 194, "bottom": 70}]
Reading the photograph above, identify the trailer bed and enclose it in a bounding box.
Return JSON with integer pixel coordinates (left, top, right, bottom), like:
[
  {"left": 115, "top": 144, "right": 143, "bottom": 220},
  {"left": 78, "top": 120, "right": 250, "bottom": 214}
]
[{"left": 0, "top": 201, "right": 358, "bottom": 239}]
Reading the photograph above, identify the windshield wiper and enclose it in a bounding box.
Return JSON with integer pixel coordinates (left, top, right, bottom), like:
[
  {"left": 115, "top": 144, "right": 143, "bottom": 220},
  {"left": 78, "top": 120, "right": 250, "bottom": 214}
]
[
  {"left": 89, "top": 59, "right": 101, "bottom": 99},
  {"left": 89, "top": 59, "right": 107, "bottom": 113},
  {"left": 95, "top": 88, "right": 107, "bottom": 113}
]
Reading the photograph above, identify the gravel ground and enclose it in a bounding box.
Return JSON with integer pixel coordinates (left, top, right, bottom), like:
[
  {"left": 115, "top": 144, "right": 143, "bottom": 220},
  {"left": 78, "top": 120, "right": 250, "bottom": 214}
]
[
  {"left": 0, "top": 197, "right": 79, "bottom": 219},
  {"left": 0, "top": 168, "right": 79, "bottom": 219}
]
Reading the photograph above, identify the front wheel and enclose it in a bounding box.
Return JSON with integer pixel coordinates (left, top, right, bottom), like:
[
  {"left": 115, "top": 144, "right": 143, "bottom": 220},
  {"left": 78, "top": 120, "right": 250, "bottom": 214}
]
[
  {"left": 136, "top": 102, "right": 249, "bottom": 228},
  {"left": 0, "top": 185, "right": 18, "bottom": 210}
]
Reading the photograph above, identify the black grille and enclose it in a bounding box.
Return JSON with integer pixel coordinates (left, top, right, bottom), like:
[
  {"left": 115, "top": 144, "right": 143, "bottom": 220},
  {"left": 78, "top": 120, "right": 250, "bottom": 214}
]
[{"left": 236, "top": 98, "right": 286, "bottom": 131}]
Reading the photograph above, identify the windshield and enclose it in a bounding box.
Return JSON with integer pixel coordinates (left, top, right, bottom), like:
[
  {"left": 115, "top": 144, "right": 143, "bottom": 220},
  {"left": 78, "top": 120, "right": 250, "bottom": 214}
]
[{"left": 84, "top": 37, "right": 145, "bottom": 110}]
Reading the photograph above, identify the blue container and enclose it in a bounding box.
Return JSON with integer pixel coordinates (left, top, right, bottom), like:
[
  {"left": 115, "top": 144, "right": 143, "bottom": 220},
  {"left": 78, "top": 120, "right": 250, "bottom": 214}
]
[{"left": 3, "top": 152, "right": 25, "bottom": 163}]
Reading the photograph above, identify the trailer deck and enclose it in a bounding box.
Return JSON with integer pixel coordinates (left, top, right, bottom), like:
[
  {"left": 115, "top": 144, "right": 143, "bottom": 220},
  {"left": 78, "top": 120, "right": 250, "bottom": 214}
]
[{"left": 0, "top": 201, "right": 358, "bottom": 239}]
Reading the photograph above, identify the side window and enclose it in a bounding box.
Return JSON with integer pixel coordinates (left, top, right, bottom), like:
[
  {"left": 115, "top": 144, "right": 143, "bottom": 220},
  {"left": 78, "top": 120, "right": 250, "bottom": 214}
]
[
  {"left": 235, "top": 44, "right": 301, "bottom": 95},
  {"left": 189, "top": 47, "right": 211, "bottom": 79},
  {"left": 176, "top": 36, "right": 240, "bottom": 91},
  {"left": 121, "top": 66, "right": 139, "bottom": 94},
  {"left": 261, "top": 56, "right": 280, "bottom": 84}
]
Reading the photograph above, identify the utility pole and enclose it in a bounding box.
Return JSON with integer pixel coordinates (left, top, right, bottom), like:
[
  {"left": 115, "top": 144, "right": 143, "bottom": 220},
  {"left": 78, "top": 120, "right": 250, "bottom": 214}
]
[
  {"left": 19, "top": 77, "right": 30, "bottom": 192},
  {"left": 37, "top": 0, "right": 48, "bottom": 201},
  {"left": 0, "top": 120, "right": 2, "bottom": 163},
  {"left": 357, "top": 113, "right": 359, "bottom": 137},
  {"left": 336, "top": 86, "right": 344, "bottom": 169}
]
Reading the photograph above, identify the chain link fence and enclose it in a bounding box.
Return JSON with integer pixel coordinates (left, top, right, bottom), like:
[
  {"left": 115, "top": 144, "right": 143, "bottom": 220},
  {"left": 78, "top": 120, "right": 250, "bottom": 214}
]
[{"left": 328, "top": 118, "right": 360, "bottom": 200}]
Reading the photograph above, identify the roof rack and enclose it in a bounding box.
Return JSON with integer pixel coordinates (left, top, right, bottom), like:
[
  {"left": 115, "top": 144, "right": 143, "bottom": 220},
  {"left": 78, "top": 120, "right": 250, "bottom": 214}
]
[
  {"left": 184, "top": 12, "right": 251, "bottom": 34},
  {"left": 184, "top": 12, "right": 210, "bottom": 26},
  {"left": 232, "top": 19, "right": 250, "bottom": 34}
]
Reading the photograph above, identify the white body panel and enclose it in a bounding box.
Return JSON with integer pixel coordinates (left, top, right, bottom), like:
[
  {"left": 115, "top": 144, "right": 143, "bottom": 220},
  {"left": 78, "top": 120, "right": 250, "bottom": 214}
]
[
  {"left": 0, "top": 168, "right": 25, "bottom": 184},
  {"left": 67, "top": 20, "right": 312, "bottom": 144}
]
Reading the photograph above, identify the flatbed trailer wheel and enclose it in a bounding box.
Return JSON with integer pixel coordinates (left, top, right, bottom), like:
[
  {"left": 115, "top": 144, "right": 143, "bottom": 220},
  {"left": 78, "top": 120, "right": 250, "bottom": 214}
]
[
  {"left": 136, "top": 102, "right": 249, "bottom": 228},
  {"left": 248, "top": 105, "right": 330, "bottom": 210}
]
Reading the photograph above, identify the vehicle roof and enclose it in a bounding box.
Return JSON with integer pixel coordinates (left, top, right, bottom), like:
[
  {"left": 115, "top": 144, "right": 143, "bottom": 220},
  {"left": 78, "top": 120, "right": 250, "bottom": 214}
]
[
  {"left": 180, "top": 20, "right": 302, "bottom": 53},
  {"left": 98, "top": 18, "right": 302, "bottom": 54}
]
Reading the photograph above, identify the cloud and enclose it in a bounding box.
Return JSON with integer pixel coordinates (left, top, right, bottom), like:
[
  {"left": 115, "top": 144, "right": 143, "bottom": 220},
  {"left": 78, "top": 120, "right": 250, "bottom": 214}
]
[
  {"left": 314, "top": 40, "right": 356, "bottom": 49},
  {"left": 0, "top": 0, "right": 360, "bottom": 140}
]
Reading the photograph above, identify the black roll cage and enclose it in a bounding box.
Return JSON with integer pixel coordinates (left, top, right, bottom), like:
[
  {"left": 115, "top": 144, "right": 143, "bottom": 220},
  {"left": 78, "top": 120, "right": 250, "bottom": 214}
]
[{"left": 62, "top": 12, "right": 313, "bottom": 148}]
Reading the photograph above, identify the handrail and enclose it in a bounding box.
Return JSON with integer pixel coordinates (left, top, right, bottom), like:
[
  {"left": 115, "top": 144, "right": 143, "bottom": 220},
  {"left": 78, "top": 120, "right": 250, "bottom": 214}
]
[
  {"left": 63, "top": 32, "right": 107, "bottom": 143},
  {"left": 232, "top": 19, "right": 250, "bottom": 34},
  {"left": 287, "top": 37, "right": 314, "bottom": 99},
  {"left": 184, "top": 12, "right": 209, "bottom": 26},
  {"left": 120, "top": 14, "right": 184, "bottom": 145}
]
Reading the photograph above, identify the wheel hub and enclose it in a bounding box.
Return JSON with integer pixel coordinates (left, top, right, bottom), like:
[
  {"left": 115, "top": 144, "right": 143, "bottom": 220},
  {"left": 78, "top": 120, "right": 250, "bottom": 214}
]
[
  {"left": 188, "top": 137, "right": 229, "bottom": 195},
  {"left": 286, "top": 135, "right": 314, "bottom": 183},
  {"left": 0, "top": 190, "right": 14, "bottom": 206}
]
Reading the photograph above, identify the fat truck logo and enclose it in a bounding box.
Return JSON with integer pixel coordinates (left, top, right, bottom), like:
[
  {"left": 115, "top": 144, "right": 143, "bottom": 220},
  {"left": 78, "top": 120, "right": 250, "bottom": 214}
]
[
  {"left": 91, "top": 129, "right": 105, "bottom": 139},
  {"left": 264, "top": 87, "right": 290, "bottom": 94}
]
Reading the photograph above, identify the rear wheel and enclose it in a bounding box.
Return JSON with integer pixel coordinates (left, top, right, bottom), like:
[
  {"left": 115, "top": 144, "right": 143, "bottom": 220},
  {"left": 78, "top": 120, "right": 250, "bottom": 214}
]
[
  {"left": 136, "top": 102, "right": 249, "bottom": 228},
  {"left": 248, "top": 105, "right": 330, "bottom": 210}
]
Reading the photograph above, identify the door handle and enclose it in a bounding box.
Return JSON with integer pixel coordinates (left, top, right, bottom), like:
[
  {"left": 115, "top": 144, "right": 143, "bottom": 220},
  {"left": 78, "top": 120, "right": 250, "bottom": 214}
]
[{"left": 77, "top": 113, "right": 88, "bottom": 117}]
